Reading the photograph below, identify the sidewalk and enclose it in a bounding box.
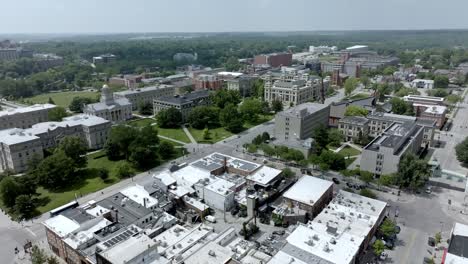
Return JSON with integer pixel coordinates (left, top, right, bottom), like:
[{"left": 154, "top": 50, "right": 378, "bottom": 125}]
[
  {"left": 158, "top": 135, "right": 187, "bottom": 145},
  {"left": 182, "top": 125, "right": 197, "bottom": 144}
]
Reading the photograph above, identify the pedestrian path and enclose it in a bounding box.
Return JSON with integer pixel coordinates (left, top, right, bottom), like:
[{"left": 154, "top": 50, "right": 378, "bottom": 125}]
[
  {"left": 158, "top": 135, "right": 187, "bottom": 145},
  {"left": 182, "top": 125, "right": 197, "bottom": 144}
]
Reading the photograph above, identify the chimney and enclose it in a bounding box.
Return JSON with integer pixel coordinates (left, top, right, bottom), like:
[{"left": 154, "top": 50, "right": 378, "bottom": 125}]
[
  {"left": 114, "top": 209, "right": 119, "bottom": 223},
  {"left": 143, "top": 198, "right": 147, "bottom": 208},
  {"left": 223, "top": 157, "right": 227, "bottom": 171}
]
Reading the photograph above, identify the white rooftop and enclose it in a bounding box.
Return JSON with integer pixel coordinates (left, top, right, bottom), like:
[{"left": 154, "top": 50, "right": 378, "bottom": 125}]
[
  {"left": 171, "top": 165, "right": 211, "bottom": 189},
  {"left": 0, "top": 128, "right": 40, "bottom": 145},
  {"left": 346, "top": 45, "right": 368, "bottom": 50},
  {"left": 403, "top": 94, "right": 445, "bottom": 102},
  {"left": 283, "top": 176, "right": 333, "bottom": 207},
  {"left": 0, "top": 103, "right": 55, "bottom": 117},
  {"left": 64, "top": 218, "right": 112, "bottom": 249},
  {"left": 444, "top": 254, "right": 468, "bottom": 264},
  {"left": 153, "top": 171, "right": 177, "bottom": 186},
  {"left": 205, "top": 178, "right": 235, "bottom": 196},
  {"left": 120, "top": 184, "right": 158, "bottom": 209},
  {"left": 414, "top": 104, "right": 447, "bottom": 115},
  {"left": 43, "top": 215, "right": 80, "bottom": 238},
  {"left": 217, "top": 71, "right": 243, "bottom": 77},
  {"left": 412, "top": 79, "right": 435, "bottom": 84},
  {"left": 454, "top": 222, "right": 468, "bottom": 237},
  {"left": 183, "top": 241, "right": 233, "bottom": 264},
  {"left": 246, "top": 166, "right": 282, "bottom": 186},
  {"left": 268, "top": 250, "right": 308, "bottom": 264},
  {"left": 29, "top": 115, "right": 109, "bottom": 135},
  {"left": 85, "top": 204, "right": 110, "bottom": 217}
]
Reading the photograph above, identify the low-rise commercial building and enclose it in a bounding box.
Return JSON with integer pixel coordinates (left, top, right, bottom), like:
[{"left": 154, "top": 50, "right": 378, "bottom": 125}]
[
  {"left": 93, "top": 54, "right": 117, "bottom": 64},
  {"left": 193, "top": 74, "right": 224, "bottom": 91},
  {"left": 0, "top": 104, "right": 56, "bottom": 130},
  {"left": 414, "top": 104, "right": 447, "bottom": 129},
  {"left": 275, "top": 103, "right": 330, "bottom": 141},
  {"left": 108, "top": 74, "right": 143, "bottom": 89},
  {"left": 153, "top": 90, "right": 211, "bottom": 121},
  {"left": 269, "top": 190, "right": 387, "bottom": 264},
  {"left": 226, "top": 75, "right": 257, "bottom": 97},
  {"left": 254, "top": 53, "right": 292, "bottom": 67},
  {"left": 410, "top": 79, "right": 434, "bottom": 89},
  {"left": 113, "top": 85, "right": 175, "bottom": 110},
  {"left": 403, "top": 94, "right": 445, "bottom": 106},
  {"left": 443, "top": 222, "right": 468, "bottom": 264},
  {"left": 0, "top": 114, "right": 111, "bottom": 173},
  {"left": 84, "top": 85, "right": 132, "bottom": 123}
]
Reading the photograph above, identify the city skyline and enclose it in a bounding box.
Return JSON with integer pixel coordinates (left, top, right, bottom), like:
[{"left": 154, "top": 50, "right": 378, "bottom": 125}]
[{"left": 1, "top": 0, "right": 468, "bottom": 33}]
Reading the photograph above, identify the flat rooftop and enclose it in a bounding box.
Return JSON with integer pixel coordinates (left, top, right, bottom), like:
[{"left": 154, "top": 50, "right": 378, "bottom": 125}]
[
  {"left": 43, "top": 215, "right": 81, "bottom": 238},
  {"left": 120, "top": 184, "right": 159, "bottom": 209},
  {"left": 114, "top": 85, "right": 174, "bottom": 96},
  {"left": 448, "top": 223, "right": 468, "bottom": 260},
  {"left": 0, "top": 128, "right": 40, "bottom": 145},
  {"left": 183, "top": 241, "right": 233, "bottom": 264},
  {"left": 191, "top": 152, "right": 260, "bottom": 174},
  {"left": 279, "top": 103, "right": 329, "bottom": 118},
  {"left": 155, "top": 90, "right": 210, "bottom": 105},
  {"left": 283, "top": 176, "right": 333, "bottom": 207},
  {"left": 0, "top": 103, "right": 55, "bottom": 117},
  {"left": 246, "top": 166, "right": 282, "bottom": 186},
  {"left": 205, "top": 178, "right": 235, "bottom": 196},
  {"left": 403, "top": 94, "right": 445, "bottom": 102}
]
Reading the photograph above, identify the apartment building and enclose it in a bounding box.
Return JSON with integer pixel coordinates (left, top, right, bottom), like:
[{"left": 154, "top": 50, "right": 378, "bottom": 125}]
[
  {"left": 226, "top": 75, "right": 257, "bottom": 97},
  {"left": 0, "top": 115, "right": 111, "bottom": 173},
  {"left": 113, "top": 85, "right": 175, "bottom": 110},
  {"left": 0, "top": 104, "right": 56, "bottom": 130},
  {"left": 254, "top": 53, "right": 292, "bottom": 67}
]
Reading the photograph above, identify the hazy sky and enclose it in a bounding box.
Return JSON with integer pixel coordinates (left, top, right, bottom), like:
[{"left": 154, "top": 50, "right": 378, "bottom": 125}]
[{"left": 1, "top": 0, "right": 467, "bottom": 33}]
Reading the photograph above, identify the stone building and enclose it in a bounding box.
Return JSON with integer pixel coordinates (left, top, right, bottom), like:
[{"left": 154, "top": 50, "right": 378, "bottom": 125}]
[
  {"left": 83, "top": 85, "right": 132, "bottom": 123},
  {"left": 0, "top": 115, "right": 111, "bottom": 173},
  {"left": 153, "top": 90, "right": 211, "bottom": 122},
  {"left": 113, "top": 85, "right": 175, "bottom": 111},
  {"left": 338, "top": 116, "right": 370, "bottom": 142},
  {"left": 0, "top": 104, "right": 56, "bottom": 130}
]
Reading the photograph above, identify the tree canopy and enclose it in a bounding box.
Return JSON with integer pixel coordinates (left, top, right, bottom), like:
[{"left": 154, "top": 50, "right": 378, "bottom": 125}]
[
  {"left": 156, "top": 108, "right": 183, "bottom": 128},
  {"left": 396, "top": 153, "right": 430, "bottom": 189},
  {"left": 344, "top": 105, "right": 368, "bottom": 117}
]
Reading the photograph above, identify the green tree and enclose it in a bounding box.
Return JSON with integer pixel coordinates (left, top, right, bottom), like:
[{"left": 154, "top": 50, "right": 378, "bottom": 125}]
[
  {"left": 344, "top": 105, "right": 368, "bottom": 117},
  {"left": 138, "top": 102, "right": 153, "bottom": 115},
  {"left": 319, "top": 150, "right": 346, "bottom": 171},
  {"left": 446, "top": 94, "right": 462, "bottom": 105},
  {"left": 373, "top": 240, "right": 385, "bottom": 256},
  {"left": 344, "top": 77, "right": 358, "bottom": 96},
  {"left": 378, "top": 174, "right": 395, "bottom": 187},
  {"left": 156, "top": 108, "right": 183, "bottom": 128},
  {"left": 115, "top": 162, "right": 133, "bottom": 179},
  {"left": 260, "top": 144, "right": 276, "bottom": 156},
  {"left": 360, "top": 188, "right": 377, "bottom": 199},
  {"left": 261, "top": 132, "right": 270, "bottom": 142},
  {"left": 69, "top": 96, "right": 95, "bottom": 113},
  {"left": 252, "top": 79, "right": 265, "bottom": 98},
  {"left": 428, "top": 88, "right": 449, "bottom": 97},
  {"left": 219, "top": 103, "right": 244, "bottom": 133},
  {"left": 48, "top": 97, "right": 55, "bottom": 104},
  {"left": 224, "top": 56, "right": 241, "bottom": 71},
  {"left": 36, "top": 151, "right": 76, "bottom": 190},
  {"left": 396, "top": 153, "right": 430, "bottom": 190},
  {"left": 14, "top": 194, "right": 35, "bottom": 219},
  {"left": 0, "top": 176, "right": 21, "bottom": 208},
  {"left": 390, "top": 97, "right": 410, "bottom": 115},
  {"left": 359, "top": 171, "right": 374, "bottom": 184},
  {"left": 456, "top": 137, "right": 468, "bottom": 164},
  {"left": 211, "top": 90, "right": 241, "bottom": 109},
  {"left": 435, "top": 232, "right": 442, "bottom": 244},
  {"left": 31, "top": 245, "right": 48, "bottom": 264},
  {"left": 57, "top": 136, "right": 88, "bottom": 167},
  {"left": 434, "top": 75, "right": 449, "bottom": 88},
  {"left": 313, "top": 124, "right": 329, "bottom": 153},
  {"left": 105, "top": 125, "right": 138, "bottom": 160},
  {"left": 48, "top": 106, "right": 68, "bottom": 121},
  {"left": 187, "top": 106, "right": 219, "bottom": 129},
  {"left": 98, "top": 168, "right": 109, "bottom": 181},
  {"left": 158, "top": 141, "right": 175, "bottom": 160},
  {"left": 271, "top": 99, "right": 283, "bottom": 113},
  {"left": 328, "top": 129, "right": 343, "bottom": 147},
  {"left": 202, "top": 127, "right": 211, "bottom": 140},
  {"left": 282, "top": 168, "right": 295, "bottom": 178},
  {"left": 239, "top": 98, "right": 263, "bottom": 122},
  {"left": 130, "top": 146, "right": 159, "bottom": 169},
  {"left": 360, "top": 76, "right": 370, "bottom": 89},
  {"left": 383, "top": 66, "right": 398, "bottom": 75},
  {"left": 379, "top": 218, "right": 397, "bottom": 238}
]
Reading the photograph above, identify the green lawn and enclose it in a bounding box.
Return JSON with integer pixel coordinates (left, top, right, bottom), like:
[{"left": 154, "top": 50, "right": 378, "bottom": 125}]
[
  {"left": 244, "top": 114, "right": 275, "bottom": 129},
  {"left": 327, "top": 143, "right": 339, "bottom": 151},
  {"left": 35, "top": 151, "right": 134, "bottom": 213},
  {"left": 189, "top": 127, "right": 234, "bottom": 144},
  {"left": 345, "top": 157, "right": 357, "bottom": 168},
  {"left": 338, "top": 146, "right": 361, "bottom": 157},
  {"left": 21, "top": 91, "right": 99, "bottom": 109},
  {"left": 348, "top": 93, "right": 371, "bottom": 100},
  {"left": 127, "top": 118, "right": 191, "bottom": 143},
  {"left": 36, "top": 145, "right": 185, "bottom": 214}
]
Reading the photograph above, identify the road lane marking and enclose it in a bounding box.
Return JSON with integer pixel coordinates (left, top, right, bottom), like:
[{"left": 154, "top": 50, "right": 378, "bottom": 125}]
[
  {"left": 26, "top": 228, "right": 36, "bottom": 237},
  {"left": 401, "top": 230, "right": 417, "bottom": 264}
]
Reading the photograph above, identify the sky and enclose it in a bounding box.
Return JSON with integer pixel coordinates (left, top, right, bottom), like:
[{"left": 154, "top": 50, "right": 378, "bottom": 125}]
[{"left": 1, "top": 0, "right": 468, "bottom": 33}]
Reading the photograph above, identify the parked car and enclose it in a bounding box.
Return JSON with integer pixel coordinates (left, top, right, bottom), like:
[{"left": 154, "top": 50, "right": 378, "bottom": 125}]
[
  {"left": 380, "top": 252, "right": 388, "bottom": 261},
  {"left": 272, "top": 230, "right": 285, "bottom": 236},
  {"left": 205, "top": 215, "right": 216, "bottom": 223},
  {"left": 395, "top": 225, "right": 401, "bottom": 234},
  {"left": 332, "top": 178, "right": 340, "bottom": 184},
  {"left": 230, "top": 208, "right": 239, "bottom": 216},
  {"left": 384, "top": 239, "right": 395, "bottom": 249},
  {"left": 425, "top": 186, "right": 432, "bottom": 194},
  {"left": 428, "top": 237, "right": 436, "bottom": 247},
  {"left": 395, "top": 208, "right": 399, "bottom": 217}
]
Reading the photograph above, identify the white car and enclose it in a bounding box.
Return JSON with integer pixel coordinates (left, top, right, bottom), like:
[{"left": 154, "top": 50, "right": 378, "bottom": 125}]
[
  {"left": 380, "top": 252, "right": 388, "bottom": 260},
  {"left": 425, "top": 186, "right": 432, "bottom": 194},
  {"left": 205, "top": 215, "right": 216, "bottom": 223}
]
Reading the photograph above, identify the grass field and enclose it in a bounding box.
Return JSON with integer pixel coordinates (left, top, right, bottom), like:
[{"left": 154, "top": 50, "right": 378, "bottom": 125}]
[
  {"left": 345, "top": 157, "right": 357, "bottom": 168},
  {"left": 338, "top": 146, "right": 361, "bottom": 157},
  {"left": 127, "top": 118, "right": 191, "bottom": 143},
  {"left": 21, "top": 90, "right": 99, "bottom": 109},
  {"left": 243, "top": 114, "right": 275, "bottom": 129},
  {"left": 35, "top": 151, "right": 135, "bottom": 213},
  {"left": 189, "top": 127, "right": 234, "bottom": 144}
]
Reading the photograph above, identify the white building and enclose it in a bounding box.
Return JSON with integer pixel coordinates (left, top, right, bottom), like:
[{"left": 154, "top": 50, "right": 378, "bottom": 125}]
[
  {"left": 309, "top": 45, "right": 337, "bottom": 54},
  {"left": 83, "top": 85, "right": 132, "bottom": 123},
  {"left": 203, "top": 178, "right": 236, "bottom": 211},
  {"left": 444, "top": 222, "right": 468, "bottom": 263},
  {"left": 0, "top": 103, "right": 56, "bottom": 130},
  {"left": 246, "top": 166, "right": 282, "bottom": 188}
]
